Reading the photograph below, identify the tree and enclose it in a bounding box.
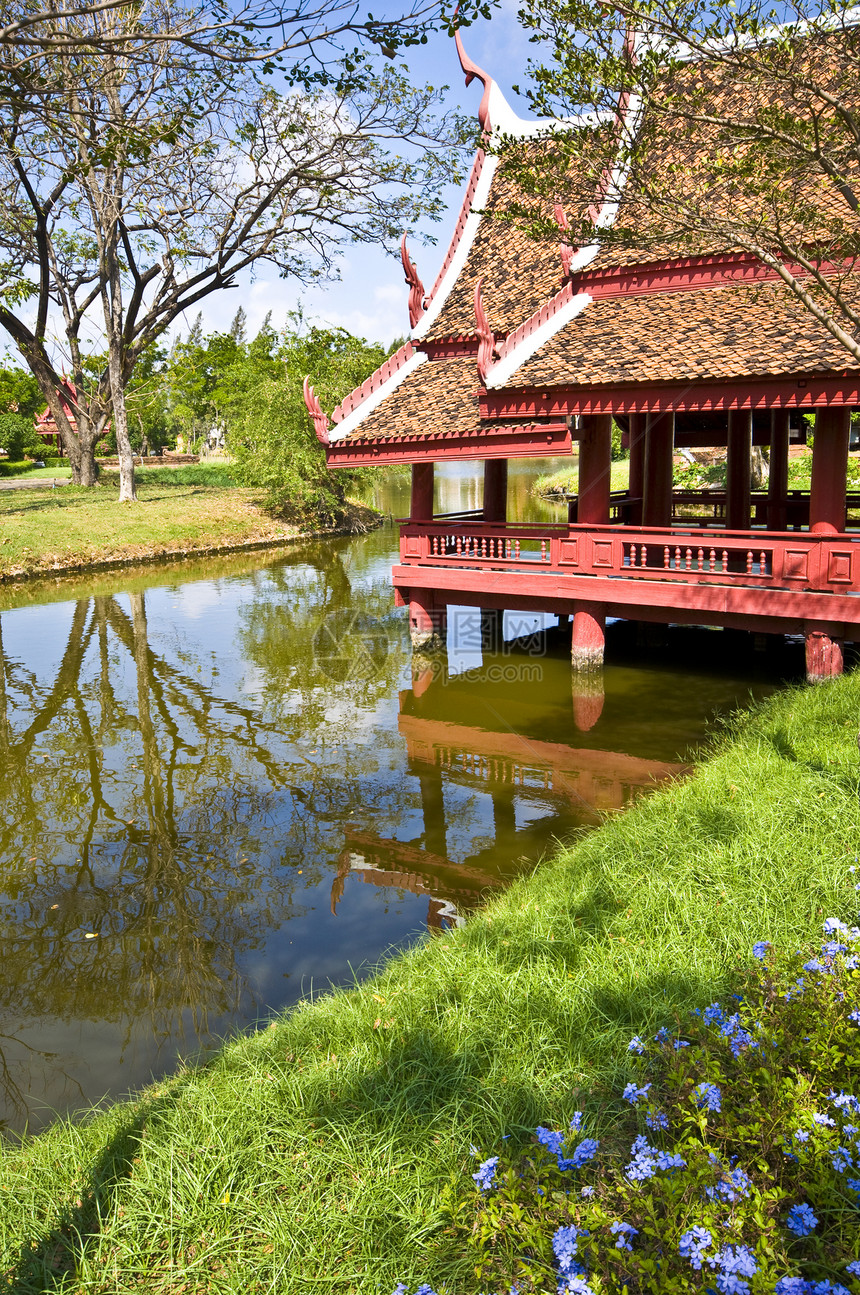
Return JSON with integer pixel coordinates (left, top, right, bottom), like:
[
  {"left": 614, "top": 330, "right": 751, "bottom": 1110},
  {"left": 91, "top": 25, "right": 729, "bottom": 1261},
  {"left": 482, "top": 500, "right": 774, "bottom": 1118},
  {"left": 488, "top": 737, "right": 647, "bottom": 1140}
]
[
  {"left": 227, "top": 316, "right": 388, "bottom": 523},
  {"left": 503, "top": 0, "right": 860, "bottom": 362},
  {"left": 0, "top": 0, "right": 478, "bottom": 500}
]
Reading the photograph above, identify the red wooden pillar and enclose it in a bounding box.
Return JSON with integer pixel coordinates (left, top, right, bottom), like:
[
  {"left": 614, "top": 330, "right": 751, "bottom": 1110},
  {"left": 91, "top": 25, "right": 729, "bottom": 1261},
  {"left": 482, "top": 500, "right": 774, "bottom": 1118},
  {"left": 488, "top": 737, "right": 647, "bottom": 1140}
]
[
  {"left": 805, "top": 626, "right": 844, "bottom": 682},
  {"left": 410, "top": 462, "right": 434, "bottom": 521},
  {"left": 483, "top": 459, "right": 508, "bottom": 523},
  {"left": 627, "top": 412, "right": 646, "bottom": 525},
  {"left": 578, "top": 413, "right": 612, "bottom": 525},
  {"left": 726, "top": 410, "right": 752, "bottom": 531},
  {"left": 572, "top": 675, "right": 605, "bottom": 731},
  {"left": 642, "top": 412, "right": 674, "bottom": 528},
  {"left": 767, "top": 410, "right": 790, "bottom": 532},
  {"left": 571, "top": 602, "right": 605, "bottom": 673},
  {"left": 810, "top": 407, "right": 850, "bottom": 534}
]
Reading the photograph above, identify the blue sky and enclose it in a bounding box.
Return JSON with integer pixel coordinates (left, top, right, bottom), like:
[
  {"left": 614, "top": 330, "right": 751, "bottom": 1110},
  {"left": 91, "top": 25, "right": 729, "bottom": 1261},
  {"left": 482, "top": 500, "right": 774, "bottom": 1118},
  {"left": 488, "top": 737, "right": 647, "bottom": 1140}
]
[{"left": 196, "top": 0, "right": 539, "bottom": 348}]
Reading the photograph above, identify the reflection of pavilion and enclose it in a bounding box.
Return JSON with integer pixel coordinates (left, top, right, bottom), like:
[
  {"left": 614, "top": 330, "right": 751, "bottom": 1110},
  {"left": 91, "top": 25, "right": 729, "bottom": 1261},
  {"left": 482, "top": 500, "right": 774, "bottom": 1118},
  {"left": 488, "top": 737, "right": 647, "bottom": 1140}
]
[{"left": 331, "top": 705, "right": 687, "bottom": 924}]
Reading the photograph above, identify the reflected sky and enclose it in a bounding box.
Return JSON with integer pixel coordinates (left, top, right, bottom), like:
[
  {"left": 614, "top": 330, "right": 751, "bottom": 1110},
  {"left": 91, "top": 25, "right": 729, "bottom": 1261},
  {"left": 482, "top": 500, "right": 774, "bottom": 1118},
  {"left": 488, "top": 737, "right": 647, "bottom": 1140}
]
[{"left": 0, "top": 461, "right": 802, "bottom": 1132}]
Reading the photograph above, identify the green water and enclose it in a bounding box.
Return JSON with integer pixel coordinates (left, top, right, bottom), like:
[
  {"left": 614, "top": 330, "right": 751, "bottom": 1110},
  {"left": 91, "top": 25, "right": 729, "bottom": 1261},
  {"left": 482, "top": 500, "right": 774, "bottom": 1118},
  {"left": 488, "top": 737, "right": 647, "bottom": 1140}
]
[{"left": 0, "top": 460, "right": 802, "bottom": 1132}]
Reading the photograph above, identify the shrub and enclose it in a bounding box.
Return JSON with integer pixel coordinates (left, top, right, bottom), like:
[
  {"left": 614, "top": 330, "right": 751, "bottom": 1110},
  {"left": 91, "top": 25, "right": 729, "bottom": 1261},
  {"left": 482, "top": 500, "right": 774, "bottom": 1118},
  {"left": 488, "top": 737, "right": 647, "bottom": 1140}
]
[{"left": 400, "top": 894, "right": 860, "bottom": 1295}]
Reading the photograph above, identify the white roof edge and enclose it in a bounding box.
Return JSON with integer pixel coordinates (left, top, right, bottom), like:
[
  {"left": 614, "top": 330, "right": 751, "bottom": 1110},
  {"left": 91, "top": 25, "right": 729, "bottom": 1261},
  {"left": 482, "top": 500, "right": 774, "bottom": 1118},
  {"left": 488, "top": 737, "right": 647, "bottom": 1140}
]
[
  {"left": 327, "top": 350, "right": 428, "bottom": 441},
  {"left": 412, "top": 77, "right": 606, "bottom": 341},
  {"left": 485, "top": 291, "right": 594, "bottom": 389}
]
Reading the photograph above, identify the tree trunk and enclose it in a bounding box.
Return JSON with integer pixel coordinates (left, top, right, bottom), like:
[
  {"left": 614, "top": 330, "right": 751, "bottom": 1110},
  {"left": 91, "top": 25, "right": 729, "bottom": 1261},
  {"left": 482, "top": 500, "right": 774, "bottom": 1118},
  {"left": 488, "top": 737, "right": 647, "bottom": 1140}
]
[
  {"left": 750, "top": 446, "right": 769, "bottom": 492},
  {"left": 108, "top": 345, "right": 137, "bottom": 502}
]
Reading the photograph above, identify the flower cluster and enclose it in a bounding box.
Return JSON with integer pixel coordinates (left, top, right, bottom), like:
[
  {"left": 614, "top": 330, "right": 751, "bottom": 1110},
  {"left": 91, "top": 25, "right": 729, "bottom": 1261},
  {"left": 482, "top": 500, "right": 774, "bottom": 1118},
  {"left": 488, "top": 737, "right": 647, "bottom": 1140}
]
[{"left": 427, "top": 900, "right": 860, "bottom": 1295}]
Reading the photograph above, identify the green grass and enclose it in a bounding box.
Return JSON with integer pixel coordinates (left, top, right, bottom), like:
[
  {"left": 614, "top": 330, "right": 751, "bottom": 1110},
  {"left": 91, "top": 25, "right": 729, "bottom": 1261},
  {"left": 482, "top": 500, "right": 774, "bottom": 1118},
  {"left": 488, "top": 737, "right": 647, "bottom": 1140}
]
[
  {"left": 533, "top": 460, "right": 631, "bottom": 498},
  {"left": 1, "top": 674, "right": 858, "bottom": 1292},
  {"left": 0, "top": 459, "right": 71, "bottom": 479},
  {"left": 0, "top": 465, "right": 298, "bottom": 578}
]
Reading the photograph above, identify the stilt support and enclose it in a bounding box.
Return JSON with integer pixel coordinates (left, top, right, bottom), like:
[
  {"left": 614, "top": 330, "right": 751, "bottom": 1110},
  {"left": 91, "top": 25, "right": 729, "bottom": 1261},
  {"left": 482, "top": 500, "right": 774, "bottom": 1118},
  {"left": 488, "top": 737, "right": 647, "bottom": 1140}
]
[
  {"left": 572, "top": 672, "right": 605, "bottom": 732},
  {"left": 571, "top": 604, "right": 605, "bottom": 673},
  {"left": 805, "top": 628, "right": 844, "bottom": 683},
  {"left": 409, "top": 593, "right": 446, "bottom": 653}
]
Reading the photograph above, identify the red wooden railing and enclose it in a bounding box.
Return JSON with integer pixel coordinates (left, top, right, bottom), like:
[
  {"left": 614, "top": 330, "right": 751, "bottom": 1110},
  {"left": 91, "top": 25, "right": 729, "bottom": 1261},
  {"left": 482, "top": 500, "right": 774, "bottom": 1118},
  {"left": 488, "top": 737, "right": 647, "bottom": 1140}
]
[{"left": 399, "top": 520, "right": 860, "bottom": 594}]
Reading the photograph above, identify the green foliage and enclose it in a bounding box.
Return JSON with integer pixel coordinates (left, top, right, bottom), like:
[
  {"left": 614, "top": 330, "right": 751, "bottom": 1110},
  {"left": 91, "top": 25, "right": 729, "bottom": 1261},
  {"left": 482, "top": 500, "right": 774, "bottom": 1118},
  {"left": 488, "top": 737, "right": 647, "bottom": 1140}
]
[
  {"left": 0, "top": 363, "right": 42, "bottom": 420},
  {"left": 227, "top": 319, "right": 389, "bottom": 524},
  {"left": 463, "top": 924, "right": 860, "bottom": 1295},
  {"left": 673, "top": 458, "right": 728, "bottom": 490},
  {"left": 0, "top": 412, "right": 42, "bottom": 461}
]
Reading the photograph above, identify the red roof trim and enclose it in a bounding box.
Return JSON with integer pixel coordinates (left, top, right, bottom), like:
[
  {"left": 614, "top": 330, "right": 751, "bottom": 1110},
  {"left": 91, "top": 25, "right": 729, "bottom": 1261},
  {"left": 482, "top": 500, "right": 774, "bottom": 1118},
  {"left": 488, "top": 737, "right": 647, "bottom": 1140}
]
[
  {"left": 331, "top": 340, "right": 417, "bottom": 423},
  {"left": 324, "top": 422, "right": 571, "bottom": 467},
  {"left": 423, "top": 148, "right": 488, "bottom": 313},
  {"left": 481, "top": 375, "right": 860, "bottom": 418},
  {"left": 573, "top": 253, "right": 849, "bottom": 301}
]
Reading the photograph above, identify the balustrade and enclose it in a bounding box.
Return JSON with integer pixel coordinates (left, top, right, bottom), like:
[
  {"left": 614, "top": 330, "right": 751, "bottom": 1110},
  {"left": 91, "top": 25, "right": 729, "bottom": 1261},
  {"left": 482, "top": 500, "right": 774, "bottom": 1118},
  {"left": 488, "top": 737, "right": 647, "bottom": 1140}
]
[{"left": 399, "top": 518, "right": 860, "bottom": 595}]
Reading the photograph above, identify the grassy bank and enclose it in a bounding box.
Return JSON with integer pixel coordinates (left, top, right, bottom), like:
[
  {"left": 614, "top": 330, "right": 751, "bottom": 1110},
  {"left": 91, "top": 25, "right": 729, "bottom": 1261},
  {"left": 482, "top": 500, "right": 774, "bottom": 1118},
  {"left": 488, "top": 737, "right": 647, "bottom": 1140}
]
[
  {"left": 1, "top": 675, "right": 858, "bottom": 1293},
  {"left": 0, "top": 464, "right": 371, "bottom": 580},
  {"left": 534, "top": 460, "right": 630, "bottom": 498}
]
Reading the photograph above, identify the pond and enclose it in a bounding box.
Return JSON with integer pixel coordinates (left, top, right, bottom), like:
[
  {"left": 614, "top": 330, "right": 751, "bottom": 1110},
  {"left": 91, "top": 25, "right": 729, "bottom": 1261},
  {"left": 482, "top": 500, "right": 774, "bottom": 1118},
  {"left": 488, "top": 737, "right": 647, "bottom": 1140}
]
[{"left": 0, "top": 460, "right": 803, "bottom": 1133}]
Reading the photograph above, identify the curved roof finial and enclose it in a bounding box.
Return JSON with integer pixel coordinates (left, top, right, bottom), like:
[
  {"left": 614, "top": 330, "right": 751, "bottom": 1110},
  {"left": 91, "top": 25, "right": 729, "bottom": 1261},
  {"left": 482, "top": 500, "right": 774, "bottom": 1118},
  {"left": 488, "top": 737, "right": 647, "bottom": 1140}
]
[
  {"left": 400, "top": 234, "right": 427, "bottom": 329},
  {"left": 303, "top": 376, "right": 330, "bottom": 446},
  {"left": 474, "top": 279, "right": 495, "bottom": 384},
  {"left": 454, "top": 26, "right": 493, "bottom": 135}
]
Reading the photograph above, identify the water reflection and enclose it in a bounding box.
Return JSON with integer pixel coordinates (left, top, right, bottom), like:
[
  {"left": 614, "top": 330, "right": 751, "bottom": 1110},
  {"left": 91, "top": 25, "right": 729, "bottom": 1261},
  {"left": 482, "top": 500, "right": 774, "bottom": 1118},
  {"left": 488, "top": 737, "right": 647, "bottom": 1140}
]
[{"left": 0, "top": 461, "right": 798, "bottom": 1132}]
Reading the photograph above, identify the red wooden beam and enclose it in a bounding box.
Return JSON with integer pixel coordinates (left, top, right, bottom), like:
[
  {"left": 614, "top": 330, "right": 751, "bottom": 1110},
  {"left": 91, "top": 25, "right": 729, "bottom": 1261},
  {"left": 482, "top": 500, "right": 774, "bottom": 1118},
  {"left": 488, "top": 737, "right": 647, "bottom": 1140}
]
[
  {"left": 481, "top": 376, "right": 860, "bottom": 419},
  {"left": 325, "top": 422, "right": 572, "bottom": 467}
]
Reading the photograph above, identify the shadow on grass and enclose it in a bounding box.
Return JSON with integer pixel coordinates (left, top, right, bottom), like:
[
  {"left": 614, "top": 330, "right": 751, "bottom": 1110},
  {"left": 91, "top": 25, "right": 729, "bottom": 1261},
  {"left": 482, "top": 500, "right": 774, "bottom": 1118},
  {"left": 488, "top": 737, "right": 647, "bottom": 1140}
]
[{"left": 3, "top": 1091, "right": 179, "bottom": 1294}]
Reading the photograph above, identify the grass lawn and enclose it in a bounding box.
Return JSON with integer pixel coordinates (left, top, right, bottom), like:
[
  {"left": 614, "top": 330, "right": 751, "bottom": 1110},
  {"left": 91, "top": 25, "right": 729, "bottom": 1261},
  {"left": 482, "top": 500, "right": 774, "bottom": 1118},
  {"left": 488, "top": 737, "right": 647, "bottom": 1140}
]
[
  {"left": 0, "top": 464, "right": 312, "bottom": 579},
  {"left": 534, "top": 460, "right": 631, "bottom": 498},
  {"left": 0, "top": 673, "right": 857, "bottom": 1293}
]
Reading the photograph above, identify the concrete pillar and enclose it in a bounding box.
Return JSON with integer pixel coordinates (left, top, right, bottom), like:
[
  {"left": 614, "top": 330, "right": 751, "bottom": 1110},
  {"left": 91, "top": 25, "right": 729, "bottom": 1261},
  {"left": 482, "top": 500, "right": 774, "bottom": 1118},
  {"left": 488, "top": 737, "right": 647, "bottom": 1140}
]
[
  {"left": 767, "top": 410, "right": 790, "bottom": 532},
  {"left": 410, "top": 462, "right": 434, "bottom": 521},
  {"left": 577, "top": 413, "right": 612, "bottom": 525},
  {"left": 805, "top": 627, "right": 844, "bottom": 682},
  {"left": 628, "top": 412, "right": 647, "bottom": 525},
  {"left": 483, "top": 459, "right": 508, "bottom": 523},
  {"left": 572, "top": 603, "right": 605, "bottom": 673},
  {"left": 643, "top": 412, "right": 674, "bottom": 528},
  {"left": 409, "top": 591, "right": 445, "bottom": 652},
  {"left": 810, "top": 407, "right": 850, "bottom": 534},
  {"left": 726, "top": 409, "right": 752, "bottom": 531}
]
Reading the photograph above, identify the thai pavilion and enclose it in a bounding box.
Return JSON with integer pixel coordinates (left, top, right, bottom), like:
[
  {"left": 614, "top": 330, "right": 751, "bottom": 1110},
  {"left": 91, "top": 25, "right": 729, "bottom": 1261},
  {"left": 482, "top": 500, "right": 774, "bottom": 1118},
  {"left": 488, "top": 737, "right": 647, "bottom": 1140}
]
[{"left": 304, "top": 32, "right": 860, "bottom": 684}]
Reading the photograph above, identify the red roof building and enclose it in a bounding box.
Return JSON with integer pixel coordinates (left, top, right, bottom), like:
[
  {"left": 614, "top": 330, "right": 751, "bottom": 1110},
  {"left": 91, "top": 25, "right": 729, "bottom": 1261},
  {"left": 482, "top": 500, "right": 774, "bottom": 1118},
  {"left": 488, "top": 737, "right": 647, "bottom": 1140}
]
[{"left": 306, "top": 33, "right": 860, "bottom": 683}]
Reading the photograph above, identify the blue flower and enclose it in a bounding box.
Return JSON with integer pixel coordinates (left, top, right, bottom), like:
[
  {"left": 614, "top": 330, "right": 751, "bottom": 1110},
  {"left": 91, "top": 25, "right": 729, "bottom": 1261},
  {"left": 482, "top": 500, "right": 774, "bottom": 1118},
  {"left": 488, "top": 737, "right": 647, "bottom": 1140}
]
[
  {"left": 627, "top": 1036, "right": 645, "bottom": 1054},
  {"left": 824, "top": 917, "right": 849, "bottom": 936},
  {"left": 707, "top": 1243, "right": 758, "bottom": 1295},
  {"left": 655, "top": 1149, "right": 686, "bottom": 1170},
  {"left": 622, "top": 1082, "right": 651, "bottom": 1105},
  {"left": 646, "top": 1108, "right": 669, "bottom": 1131},
  {"left": 553, "top": 1224, "right": 583, "bottom": 1274},
  {"left": 694, "top": 1082, "right": 722, "bottom": 1112},
  {"left": 813, "top": 1112, "right": 836, "bottom": 1127},
  {"left": 536, "top": 1127, "right": 565, "bottom": 1157},
  {"left": 804, "top": 959, "right": 824, "bottom": 972},
  {"left": 624, "top": 1134, "right": 656, "bottom": 1182},
  {"left": 570, "top": 1138, "right": 599, "bottom": 1169},
  {"left": 752, "top": 940, "right": 771, "bottom": 959},
  {"left": 580, "top": 1185, "right": 594, "bottom": 1198},
  {"left": 795, "top": 1129, "right": 810, "bottom": 1142},
  {"left": 673, "top": 1038, "right": 690, "bottom": 1049},
  {"left": 786, "top": 1202, "right": 818, "bottom": 1236},
  {"left": 845, "top": 1177, "right": 860, "bottom": 1193},
  {"left": 850, "top": 1010, "right": 860, "bottom": 1025},
  {"left": 609, "top": 1221, "right": 638, "bottom": 1252},
  {"left": 809, "top": 1284, "right": 851, "bottom": 1295},
  {"left": 775, "top": 1280, "right": 810, "bottom": 1295},
  {"left": 846, "top": 1262, "right": 860, "bottom": 1276},
  {"left": 830, "top": 1146, "right": 854, "bottom": 1173},
  {"left": 472, "top": 1157, "right": 499, "bottom": 1191},
  {"left": 703, "top": 1002, "right": 726, "bottom": 1027},
  {"left": 679, "top": 1226, "right": 712, "bottom": 1270}
]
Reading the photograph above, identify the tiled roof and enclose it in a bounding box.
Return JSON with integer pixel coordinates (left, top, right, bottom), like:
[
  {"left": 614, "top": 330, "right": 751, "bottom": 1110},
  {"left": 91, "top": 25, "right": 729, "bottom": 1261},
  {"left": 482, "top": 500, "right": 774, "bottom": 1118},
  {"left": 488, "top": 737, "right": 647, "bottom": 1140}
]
[
  {"left": 423, "top": 164, "right": 566, "bottom": 341},
  {"left": 512, "top": 279, "right": 860, "bottom": 388},
  {"left": 339, "top": 355, "right": 482, "bottom": 441}
]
